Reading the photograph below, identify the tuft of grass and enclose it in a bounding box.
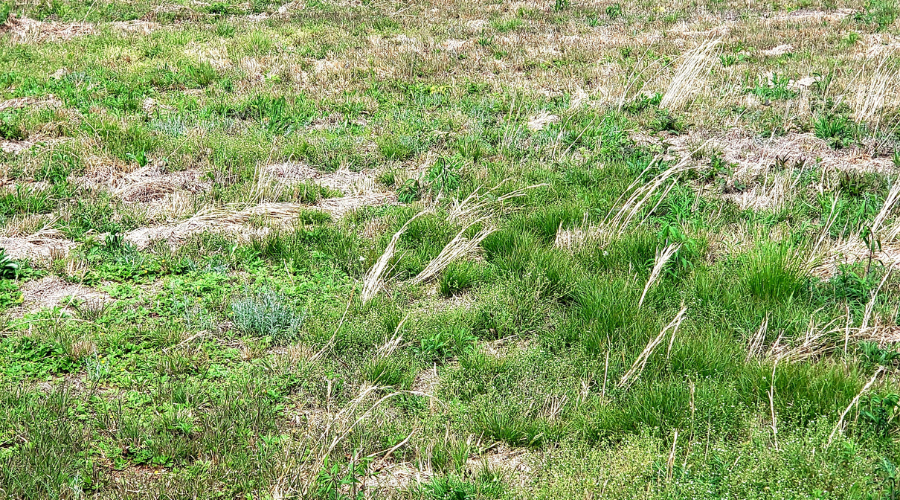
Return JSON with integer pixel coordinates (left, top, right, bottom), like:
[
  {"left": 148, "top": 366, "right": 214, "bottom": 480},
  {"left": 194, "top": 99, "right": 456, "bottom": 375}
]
[{"left": 743, "top": 242, "right": 809, "bottom": 302}]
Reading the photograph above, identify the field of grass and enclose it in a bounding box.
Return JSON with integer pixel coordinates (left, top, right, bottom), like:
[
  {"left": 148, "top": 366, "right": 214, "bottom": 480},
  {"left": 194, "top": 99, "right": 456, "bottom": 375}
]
[{"left": 2, "top": 0, "right": 900, "bottom": 497}]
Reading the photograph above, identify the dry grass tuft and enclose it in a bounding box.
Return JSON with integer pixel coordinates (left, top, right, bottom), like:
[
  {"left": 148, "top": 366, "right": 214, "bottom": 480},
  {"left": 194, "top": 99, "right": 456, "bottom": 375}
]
[
  {"left": 557, "top": 158, "right": 691, "bottom": 249},
  {"left": 0, "top": 15, "right": 96, "bottom": 43},
  {"left": 660, "top": 39, "right": 720, "bottom": 111},
  {"left": 411, "top": 222, "right": 494, "bottom": 285},
  {"left": 361, "top": 211, "right": 428, "bottom": 304},
  {"left": 853, "top": 55, "right": 900, "bottom": 127}
]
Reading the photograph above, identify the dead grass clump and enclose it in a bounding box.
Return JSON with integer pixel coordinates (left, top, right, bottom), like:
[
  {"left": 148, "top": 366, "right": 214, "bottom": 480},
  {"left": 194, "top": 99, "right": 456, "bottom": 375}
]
[
  {"left": 557, "top": 158, "right": 690, "bottom": 249},
  {"left": 811, "top": 239, "right": 900, "bottom": 280},
  {"left": 262, "top": 163, "right": 380, "bottom": 197},
  {"left": 110, "top": 20, "right": 159, "bottom": 34},
  {"left": 411, "top": 223, "right": 494, "bottom": 286},
  {"left": 721, "top": 170, "right": 800, "bottom": 212},
  {"left": 618, "top": 307, "right": 688, "bottom": 390},
  {"left": 361, "top": 211, "right": 427, "bottom": 304},
  {"left": 668, "top": 129, "right": 897, "bottom": 179}
]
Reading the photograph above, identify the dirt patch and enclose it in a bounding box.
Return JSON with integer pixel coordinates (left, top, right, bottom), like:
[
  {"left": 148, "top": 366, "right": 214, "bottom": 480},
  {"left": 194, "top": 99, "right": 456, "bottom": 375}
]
[
  {"left": 0, "top": 229, "right": 77, "bottom": 264},
  {"left": 0, "top": 96, "right": 62, "bottom": 113},
  {"left": 263, "top": 163, "right": 380, "bottom": 196},
  {"left": 125, "top": 193, "right": 396, "bottom": 248},
  {"left": 665, "top": 129, "right": 898, "bottom": 178},
  {"left": 811, "top": 237, "right": 900, "bottom": 279},
  {"left": 111, "top": 20, "right": 160, "bottom": 34},
  {"left": 0, "top": 15, "right": 96, "bottom": 43},
  {"left": 467, "top": 445, "right": 535, "bottom": 486},
  {"left": 411, "top": 365, "right": 441, "bottom": 395},
  {"left": 17, "top": 275, "right": 111, "bottom": 313}
]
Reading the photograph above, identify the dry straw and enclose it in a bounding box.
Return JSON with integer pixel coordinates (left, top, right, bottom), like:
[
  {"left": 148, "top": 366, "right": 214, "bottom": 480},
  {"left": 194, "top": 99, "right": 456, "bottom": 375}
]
[{"left": 556, "top": 157, "right": 692, "bottom": 249}]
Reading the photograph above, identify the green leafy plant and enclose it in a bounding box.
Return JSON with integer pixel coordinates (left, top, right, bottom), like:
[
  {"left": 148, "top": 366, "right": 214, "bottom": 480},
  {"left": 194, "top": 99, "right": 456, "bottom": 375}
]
[
  {"left": 415, "top": 324, "right": 477, "bottom": 361},
  {"left": 854, "top": 0, "right": 898, "bottom": 31},
  {"left": 231, "top": 289, "right": 305, "bottom": 344},
  {"left": 315, "top": 456, "right": 370, "bottom": 500},
  {"left": 859, "top": 342, "right": 900, "bottom": 369},
  {"left": 425, "top": 155, "right": 462, "bottom": 196},
  {"left": 0, "top": 111, "right": 25, "bottom": 141},
  {"left": 606, "top": 3, "right": 623, "bottom": 18},
  {"left": 874, "top": 457, "right": 900, "bottom": 500},
  {"left": 397, "top": 178, "right": 422, "bottom": 204},
  {"left": 0, "top": 248, "right": 19, "bottom": 279},
  {"left": 623, "top": 92, "right": 662, "bottom": 114},
  {"left": 828, "top": 265, "right": 879, "bottom": 305},
  {"left": 749, "top": 73, "right": 797, "bottom": 100},
  {"left": 860, "top": 393, "right": 900, "bottom": 438},
  {"left": 814, "top": 113, "right": 855, "bottom": 149},
  {"left": 648, "top": 109, "right": 683, "bottom": 133}
]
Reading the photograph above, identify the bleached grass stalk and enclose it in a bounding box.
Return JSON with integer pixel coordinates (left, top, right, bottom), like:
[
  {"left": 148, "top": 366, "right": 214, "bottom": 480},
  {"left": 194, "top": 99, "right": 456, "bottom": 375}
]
[
  {"left": 871, "top": 181, "right": 900, "bottom": 237},
  {"left": 376, "top": 313, "right": 409, "bottom": 359},
  {"left": 557, "top": 157, "right": 692, "bottom": 249},
  {"left": 746, "top": 315, "right": 769, "bottom": 362},
  {"left": 853, "top": 56, "right": 899, "bottom": 126},
  {"left": 618, "top": 306, "right": 688, "bottom": 390},
  {"left": 859, "top": 264, "right": 895, "bottom": 337},
  {"left": 769, "top": 360, "right": 779, "bottom": 450},
  {"left": 829, "top": 366, "right": 884, "bottom": 445},
  {"left": 660, "top": 39, "right": 720, "bottom": 111},
  {"left": 448, "top": 181, "right": 548, "bottom": 222},
  {"left": 411, "top": 222, "right": 495, "bottom": 285},
  {"left": 807, "top": 195, "right": 840, "bottom": 269},
  {"left": 361, "top": 211, "right": 427, "bottom": 304},
  {"left": 639, "top": 243, "right": 681, "bottom": 308},
  {"left": 666, "top": 429, "right": 679, "bottom": 481}
]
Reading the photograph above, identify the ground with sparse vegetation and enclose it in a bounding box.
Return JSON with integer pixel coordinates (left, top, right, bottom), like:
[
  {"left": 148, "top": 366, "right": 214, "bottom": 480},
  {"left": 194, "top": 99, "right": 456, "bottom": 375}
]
[{"left": 2, "top": 0, "right": 900, "bottom": 497}]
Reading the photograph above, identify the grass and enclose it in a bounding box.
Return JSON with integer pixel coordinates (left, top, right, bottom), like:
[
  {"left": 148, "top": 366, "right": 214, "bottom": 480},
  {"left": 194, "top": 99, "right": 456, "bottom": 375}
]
[{"left": 0, "top": 0, "right": 900, "bottom": 498}]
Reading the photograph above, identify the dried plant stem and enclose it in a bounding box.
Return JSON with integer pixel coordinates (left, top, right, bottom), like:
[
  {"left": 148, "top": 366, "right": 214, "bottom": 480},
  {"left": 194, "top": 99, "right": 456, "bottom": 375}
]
[
  {"left": 829, "top": 367, "right": 884, "bottom": 445},
  {"left": 639, "top": 243, "right": 681, "bottom": 308},
  {"left": 361, "top": 211, "right": 427, "bottom": 304},
  {"left": 618, "top": 306, "right": 688, "bottom": 390}
]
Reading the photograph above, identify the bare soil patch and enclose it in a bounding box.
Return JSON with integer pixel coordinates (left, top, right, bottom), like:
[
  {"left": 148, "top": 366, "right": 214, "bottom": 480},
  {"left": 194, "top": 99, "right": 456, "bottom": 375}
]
[
  {"left": 0, "top": 229, "right": 77, "bottom": 264},
  {"left": 666, "top": 129, "right": 898, "bottom": 177},
  {"left": 17, "top": 275, "right": 111, "bottom": 314},
  {"left": 0, "top": 15, "right": 96, "bottom": 43},
  {"left": 0, "top": 96, "right": 63, "bottom": 113}
]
